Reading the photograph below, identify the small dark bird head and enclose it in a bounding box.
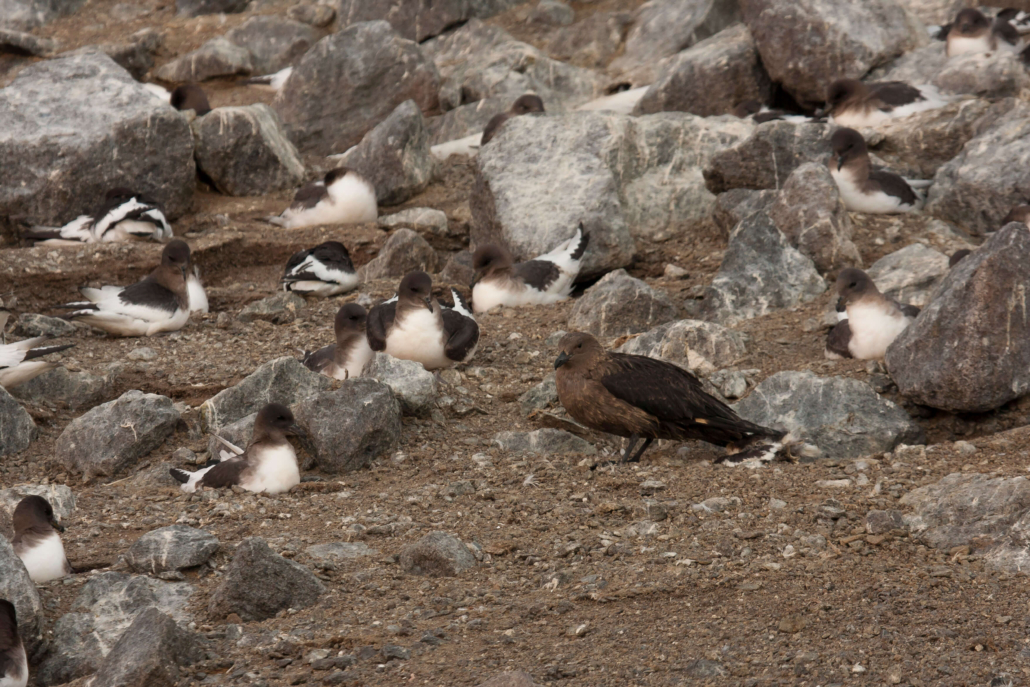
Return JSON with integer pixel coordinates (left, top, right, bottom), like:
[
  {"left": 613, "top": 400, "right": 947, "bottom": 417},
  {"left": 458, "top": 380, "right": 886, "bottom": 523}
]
[
  {"left": 825, "top": 79, "right": 865, "bottom": 112},
  {"left": 254, "top": 402, "right": 306, "bottom": 442},
  {"left": 399, "top": 271, "right": 434, "bottom": 310},
  {"left": 829, "top": 128, "right": 867, "bottom": 171},
  {"left": 554, "top": 331, "right": 604, "bottom": 371},
  {"left": 334, "top": 302, "right": 367, "bottom": 338},
  {"left": 170, "top": 84, "right": 212, "bottom": 116},
  {"left": 953, "top": 8, "right": 989, "bottom": 36},
  {"left": 313, "top": 240, "right": 352, "bottom": 265},
  {"left": 13, "top": 495, "right": 64, "bottom": 534},
  {"left": 162, "top": 239, "right": 192, "bottom": 280},
  {"left": 0, "top": 599, "right": 17, "bottom": 633},
  {"left": 835, "top": 268, "right": 878, "bottom": 305},
  {"left": 471, "top": 244, "right": 514, "bottom": 286},
  {"left": 511, "top": 94, "right": 545, "bottom": 115},
  {"left": 1002, "top": 204, "right": 1030, "bottom": 226},
  {"left": 732, "top": 100, "right": 763, "bottom": 118}
]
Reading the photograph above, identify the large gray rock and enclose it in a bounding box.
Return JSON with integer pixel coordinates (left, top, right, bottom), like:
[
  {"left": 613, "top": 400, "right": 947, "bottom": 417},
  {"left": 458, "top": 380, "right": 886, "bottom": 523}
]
[
  {"left": 191, "top": 104, "right": 306, "bottom": 196},
  {"left": 88, "top": 608, "right": 202, "bottom": 687},
  {"left": 200, "top": 357, "right": 332, "bottom": 432},
  {"left": 226, "top": 16, "right": 318, "bottom": 75},
  {"left": 0, "top": 27, "right": 55, "bottom": 56},
  {"left": 616, "top": 319, "right": 748, "bottom": 376},
  {"left": 740, "top": 0, "right": 924, "bottom": 106},
  {"left": 14, "top": 312, "right": 77, "bottom": 337},
  {"left": 273, "top": 21, "right": 440, "bottom": 156},
  {"left": 0, "top": 0, "right": 84, "bottom": 31},
  {"left": 175, "top": 0, "right": 246, "bottom": 16},
  {"left": 567, "top": 269, "right": 679, "bottom": 337},
  {"left": 886, "top": 224, "right": 1030, "bottom": 413},
  {"left": 293, "top": 380, "right": 402, "bottom": 474},
  {"left": 767, "top": 162, "right": 860, "bottom": 274},
  {"left": 208, "top": 538, "right": 324, "bottom": 621},
  {"left": 634, "top": 24, "right": 772, "bottom": 117},
  {"left": 364, "top": 353, "right": 437, "bottom": 416},
  {"left": 0, "top": 484, "right": 75, "bottom": 523},
  {"left": 703, "top": 120, "right": 831, "bottom": 194},
  {"left": 492, "top": 429, "right": 596, "bottom": 455},
  {"left": 288, "top": 3, "right": 336, "bottom": 27},
  {"left": 0, "top": 537, "right": 42, "bottom": 655},
  {"left": 81, "top": 28, "right": 163, "bottom": 80},
  {"left": 358, "top": 228, "right": 438, "bottom": 280},
  {"left": 870, "top": 40, "right": 945, "bottom": 85},
  {"left": 153, "top": 37, "right": 254, "bottom": 82},
  {"left": 866, "top": 243, "right": 948, "bottom": 308},
  {"left": 712, "top": 187, "right": 777, "bottom": 237},
  {"left": 335, "top": 100, "right": 433, "bottom": 206},
  {"left": 0, "top": 385, "right": 36, "bottom": 456},
  {"left": 56, "top": 390, "right": 180, "bottom": 480},
  {"left": 399, "top": 531, "right": 476, "bottom": 577},
  {"left": 933, "top": 51, "right": 1030, "bottom": 100},
  {"left": 125, "top": 526, "right": 219, "bottom": 574},
  {"left": 926, "top": 102, "right": 1030, "bottom": 236},
  {"left": 700, "top": 211, "right": 825, "bottom": 325},
  {"left": 0, "top": 52, "right": 194, "bottom": 225},
  {"left": 237, "top": 292, "right": 306, "bottom": 325},
  {"left": 733, "top": 371, "right": 924, "bottom": 460},
  {"left": 336, "top": 0, "right": 522, "bottom": 42},
  {"left": 9, "top": 364, "right": 121, "bottom": 410},
  {"left": 546, "top": 11, "right": 634, "bottom": 69}
]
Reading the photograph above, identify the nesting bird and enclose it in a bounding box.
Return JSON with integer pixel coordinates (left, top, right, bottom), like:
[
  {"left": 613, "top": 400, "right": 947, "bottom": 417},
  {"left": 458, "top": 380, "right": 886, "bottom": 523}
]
[
  {"left": 945, "top": 8, "right": 1022, "bottom": 57},
  {"left": 269, "top": 168, "right": 378, "bottom": 229},
  {"left": 12, "top": 496, "right": 70, "bottom": 584},
  {"left": 0, "top": 600, "right": 27, "bottom": 687},
  {"left": 471, "top": 225, "right": 588, "bottom": 314},
  {"left": 302, "top": 303, "right": 374, "bottom": 380},
  {"left": 825, "top": 268, "right": 919, "bottom": 360},
  {"left": 823, "top": 79, "right": 948, "bottom": 128},
  {"left": 281, "top": 241, "right": 359, "bottom": 297},
  {"left": 56, "top": 239, "right": 193, "bottom": 337},
  {"left": 170, "top": 403, "right": 306, "bottom": 494},
  {"left": 367, "top": 272, "right": 479, "bottom": 370},
  {"left": 828, "top": 128, "right": 922, "bottom": 214},
  {"left": 481, "top": 94, "right": 546, "bottom": 145},
  {"left": 22, "top": 188, "right": 172, "bottom": 245},
  {"left": 554, "top": 332, "right": 786, "bottom": 464},
  {"left": 169, "top": 84, "right": 212, "bottom": 115},
  {"left": 0, "top": 337, "right": 74, "bottom": 389}
]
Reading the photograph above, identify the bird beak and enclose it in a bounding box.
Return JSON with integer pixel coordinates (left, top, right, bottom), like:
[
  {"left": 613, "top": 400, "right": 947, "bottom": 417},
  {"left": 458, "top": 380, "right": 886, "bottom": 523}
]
[
  {"left": 180, "top": 265, "right": 188, "bottom": 281},
  {"left": 470, "top": 271, "right": 481, "bottom": 289},
  {"left": 289, "top": 423, "right": 308, "bottom": 440},
  {"left": 424, "top": 297, "right": 434, "bottom": 310},
  {"left": 50, "top": 517, "right": 65, "bottom": 533},
  {"left": 837, "top": 156, "right": 844, "bottom": 172},
  {"left": 554, "top": 351, "right": 570, "bottom": 369}
]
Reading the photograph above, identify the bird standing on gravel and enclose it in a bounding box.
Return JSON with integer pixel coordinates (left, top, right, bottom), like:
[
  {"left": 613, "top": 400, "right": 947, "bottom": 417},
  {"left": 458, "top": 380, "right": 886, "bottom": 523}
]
[
  {"left": 828, "top": 128, "right": 923, "bottom": 214},
  {"left": 0, "top": 600, "right": 27, "bottom": 687},
  {"left": 268, "top": 168, "right": 378, "bottom": 229},
  {"left": 56, "top": 240, "right": 192, "bottom": 337},
  {"left": 22, "top": 188, "right": 173, "bottom": 245},
  {"left": 281, "top": 241, "right": 359, "bottom": 298},
  {"left": 553, "top": 332, "right": 787, "bottom": 465},
  {"left": 12, "top": 495, "right": 70, "bottom": 584},
  {"left": 0, "top": 337, "right": 74, "bottom": 389},
  {"left": 302, "top": 303, "right": 374, "bottom": 380},
  {"left": 825, "top": 268, "right": 919, "bottom": 360}
]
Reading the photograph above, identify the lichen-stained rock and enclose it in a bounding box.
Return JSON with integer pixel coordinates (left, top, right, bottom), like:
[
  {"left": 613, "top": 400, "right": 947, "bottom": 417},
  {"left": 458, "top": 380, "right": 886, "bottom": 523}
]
[
  {"left": 616, "top": 319, "right": 748, "bottom": 376},
  {"left": 567, "top": 270, "right": 679, "bottom": 337},
  {"left": 739, "top": 0, "right": 925, "bottom": 106},
  {"left": 209, "top": 538, "right": 324, "bottom": 621},
  {"left": 885, "top": 223, "right": 1030, "bottom": 413},
  {"left": 154, "top": 37, "right": 253, "bottom": 82},
  {"left": 399, "top": 531, "right": 477, "bottom": 577},
  {"left": 866, "top": 243, "right": 948, "bottom": 308},
  {"left": 336, "top": 0, "right": 523, "bottom": 42},
  {"left": 225, "top": 16, "right": 318, "bottom": 74},
  {"left": 0, "top": 385, "right": 36, "bottom": 456},
  {"left": 703, "top": 121, "right": 831, "bottom": 194},
  {"left": 0, "top": 52, "right": 195, "bottom": 225},
  {"left": 273, "top": 21, "right": 440, "bottom": 156}
]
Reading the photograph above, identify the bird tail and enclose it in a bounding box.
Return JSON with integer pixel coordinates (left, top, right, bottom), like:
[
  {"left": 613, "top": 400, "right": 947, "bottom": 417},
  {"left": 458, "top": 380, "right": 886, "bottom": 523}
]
[
  {"left": 23, "top": 343, "right": 75, "bottom": 361},
  {"left": 169, "top": 468, "right": 190, "bottom": 484},
  {"left": 718, "top": 431, "right": 796, "bottom": 468},
  {"left": 264, "top": 215, "right": 287, "bottom": 227}
]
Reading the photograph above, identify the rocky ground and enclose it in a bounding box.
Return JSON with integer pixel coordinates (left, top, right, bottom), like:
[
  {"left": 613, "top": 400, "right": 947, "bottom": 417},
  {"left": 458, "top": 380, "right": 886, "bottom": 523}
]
[{"left": 3, "top": 0, "right": 1030, "bottom": 686}]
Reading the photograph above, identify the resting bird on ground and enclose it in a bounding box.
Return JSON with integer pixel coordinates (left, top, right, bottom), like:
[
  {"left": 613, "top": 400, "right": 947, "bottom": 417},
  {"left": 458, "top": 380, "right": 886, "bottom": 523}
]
[
  {"left": 302, "top": 303, "right": 374, "bottom": 380},
  {"left": 554, "top": 332, "right": 786, "bottom": 464},
  {"left": 823, "top": 78, "right": 949, "bottom": 128},
  {"left": 481, "top": 94, "right": 545, "bottom": 145},
  {"left": 828, "top": 128, "right": 922, "bottom": 214},
  {"left": 0, "top": 599, "right": 27, "bottom": 687},
  {"left": 825, "top": 268, "right": 919, "bottom": 360},
  {"left": 268, "top": 168, "right": 377, "bottom": 229},
  {"left": 12, "top": 495, "right": 70, "bottom": 584},
  {"left": 0, "top": 337, "right": 74, "bottom": 388},
  {"left": 22, "top": 188, "right": 173, "bottom": 245},
  {"left": 280, "top": 241, "right": 358, "bottom": 297},
  {"left": 945, "top": 8, "right": 1023, "bottom": 56}
]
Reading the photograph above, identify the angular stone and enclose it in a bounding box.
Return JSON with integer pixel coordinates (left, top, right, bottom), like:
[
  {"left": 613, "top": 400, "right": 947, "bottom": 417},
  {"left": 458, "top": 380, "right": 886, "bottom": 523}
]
[
  {"left": 885, "top": 224, "right": 1030, "bottom": 413},
  {"left": 274, "top": 21, "right": 440, "bottom": 156},
  {"left": 293, "top": 380, "right": 402, "bottom": 474},
  {"left": 358, "top": 228, "right": 438, "bottom": 280},
  {"left": 378, "top": 207, "right": 448, "bottom": 237},
  {"left": 0, "top": 536, "right": 43, "bottom": 655},
  {"left": 154, "top": 37, "right": 254, "bottom": 82},
  {"left": 226, "top": 16, "right": 318, "bottom": 74},
  {"left": 336, "top": 0, "right": 522, "bottom": 42},
  {"left": 334, "top": 100, "right": 433, "bottom": 206},
  {"left": 88, "top": 608, "right": 202, "bottom": 687},
  {"left": 0, "top": 0, "right": 84, "bottom": 31},
  {"left": 546, "top": 11, "right": 632, "bottom": 69},
  {"left": 703, "top": 120, "right": 831, "bottom": 194},
  {"left": 364, "top": 353, "right": 437, "bottom": 416},
  {"left": 10, "top": 365, "right": 121, "bottom": 410},
  {"left": 866, "top": 243, "right": 948, "bottom": 308},
  {"left": 125, "top": 526, "right": 220, "bottom": 574},
  {"left": 200, "top": 357, "right": 332, "bottom": 432},
  {"left": 205, "top": 412, "right": 255, "bottom": 459},
  {"left": 399, "top": 531, "right": 476, "bottom": 577},
  {"left": 191, "top": 104, "right": 306, "bottom": 196},
  {"left": 492, "top": 429, "right": 596, "bottom": 455},
  {"left": 209, "top": 538, "right": 324, "bottom": 621},
  {"left": 56, "top": 390, "right": 180, "bottom": 479},
  {"left": 528, "top": 0, "right": 574, "bottom": 26},
  {"left": 0, "top": 52, "right": 194, "bottom": 224},
  {"left": 0, "top": 27, "right": 55, "bottom": 56},
  {"left": 87, "top": 28, "right": 163, "bottom": 80},
  {"left": 712, "top": 188, "right": 777, "bottom": 237},
  {"left": 476, "top": 671, "right": 541, "bottom": 687},
  {"left": 733, "top": 371, "right": 924, "bottom": 460},
  {"left": 175, "top": 0, "right": 246, "bottom": 17},
  {"left": 518, "top": 374, "right": 557, "bottom": 416},
  {"left": 865, "top": 509, "right": 905, "bottom": 535},
  {"left": 440, "top": 250, "right": 475, "bottom": 285},
  {"left": 288, "top": 4, "right": 336, "bottom": 27},
  {"left": 237, "top": 291, "right": 306, "bottom": 324},
  {"left": 0, "top": 385, "right": 36, "bottom": 456},
  {"left": 934, "top": 51, "right": 1030, "bottom": 100},
  {"left": 616, "top": 319, "right": 748, "bottom": 375},
  {"left": 14, "top": 313, "right": 78, "bottom": 337},
  {"left": 567, "top": 269, "right": 679, "bottom": 337},
  {"left": 305, "top": 542, "right": 377, "bottom": 560},
  {"left": 0, "top": 484, "right": 76, "bottom": 523}
]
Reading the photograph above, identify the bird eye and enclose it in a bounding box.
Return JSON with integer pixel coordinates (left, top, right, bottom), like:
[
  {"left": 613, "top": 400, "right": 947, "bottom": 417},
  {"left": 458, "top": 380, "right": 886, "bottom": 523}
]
[{"left": 850, "top": 281, "right": 858, "bottom": 288}]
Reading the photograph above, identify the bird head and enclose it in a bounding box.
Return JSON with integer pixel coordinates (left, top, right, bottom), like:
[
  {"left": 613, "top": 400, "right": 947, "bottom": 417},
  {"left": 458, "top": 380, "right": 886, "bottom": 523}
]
[
  {"left": 554, "top": 331, "right": 603, "bottom": 371},
  {"left": 399, "top": 271, "right": 434, "bottom": 310}
]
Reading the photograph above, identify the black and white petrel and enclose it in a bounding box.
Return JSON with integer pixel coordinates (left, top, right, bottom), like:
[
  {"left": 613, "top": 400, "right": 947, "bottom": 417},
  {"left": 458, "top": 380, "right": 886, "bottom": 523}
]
[
  {"left": 367, "top": 272, "right": 479, "bottom": 370},
  {"left": 281, "top": 241, "right": 359, "bottom": 298},
  {"left": 732, "top": 100, "right": 811, "bottom": 124},
  {"left": 0, "top": 600, "right": 27, "bottom": 687},
  {"left": 825, "top": 268, "right": 919, "bottom": 360},
  {"left": 303, "top": 303, "right": 374, "bottom": 380},
  {"left": 553, "top": 332, "right": 787, "bottom": 465},
  {"left": 828, "top": 128, "right": 922, "bottom": 214},
  {"left": 12, "top": 495, "right": 70, "bottom": 584},
  {"left": 170, "top": 403, "right": 306, "bottom": 494},
  {"left": 268, "top": 168, "right": 378, "bottom": 229},
  {"left": 481, "top": 94, "right": 545, "bottom": 145},
  {"left": 57, "top": 239, "right": 192, "bottom": 337},
  {"left": 824, "top": 79, "right": 948, "bottom": 128},
  {"left": 946, "top": 8, "right": 1023, "bottom": 57},
  {"left": 0, "top": 337, "right": 74, "bottom": 389},
  {"left": 23, "top": 188, "right": 173, "bottom": 245},
  {"left": 471, "top": 224, "right": 588, "bottom": 314}
]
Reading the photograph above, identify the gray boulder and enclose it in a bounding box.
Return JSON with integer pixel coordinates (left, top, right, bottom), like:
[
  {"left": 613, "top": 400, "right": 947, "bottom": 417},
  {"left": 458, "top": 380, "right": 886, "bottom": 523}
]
[
  {"left": 176, "top": 0, "right": 246, "bottom": 16},
  {"left": 0, "top": 484, "right": 76, "bottom": 523},
  {"left": 191, "top": 104, "right": 306, "bottom": 196},
  {"left": 334, "top": 100, "right": 433, "bottom": 206},
  {"left": 492, "top": 429, "right": 595, "bottom": 455},
  {"left": 226, "top": 16, "right": 318, "bottom": 74},
  {"left": 0, "top": 385, "right": 36, "bottom": 456},
  {"left": 399, "top": 531, "right": 476, "bottom": 577},
  {"left": 712, "top": 188, "right": 777, "bottom": 237},
  {"left": 886, "top": 224, "right": 1030, "bottom": 413},
  {"left": 740, "top": 0, "right": 924, "bottom": 105},
  {"left": 518, "top": 375, "right": 557, "bottom": 416},
  {"left": 288, "top": 4, "right": 336, "bottom": 27},
  {"left": 866, "top": 243, "right": 948, "bottom": 308},
  {"left": 200, "top": 356, "right": 332, "bottom": 432},
  {"left": 546, "top": 11, "right": 633, "bottom": 69},
  {"left": 154, "top": 37, "right": 254, "bottom": 82},
  {"left": 378, "top": 207, "right": 449, "bottom": 238},
  {"left": 616, "top": 319, "right": 748, "bottom": 376},
  {"left": 84, "top": 28, "right": 163, "bottom": 80},
  {"left": 934, "top": 51, "right": 1030, "bottom": 100},
  {"left": 125, "top": 526, "right": 219, "bottom": 574},
  {"left": 358, "top": 228, "right": 438, "bottom": 280},
  {"left": 567, "top": 269, "right": 679, "bottom": 337},
  {"left": 703, "top": 120, "right": 831, "bottom": 194},
  {"left": 870, "top": 40, "right": 945, "bottom": 85},
  {"left": 364, "top": 353, "right": 437, "bottom": 416},
  {"left": 635, "top": 24, "right": 772, "bottom": 117},
  {"left": 336, "top": 0, "right": 523, "bottom": 42},
  {"left": 15, "top": 313, "right": 78, "bottom": 337},
  {"left": 208, "top": 538, "right": 324, "bottom": 621},
  {"left": 528, "top": 0, "right": 574, "bottom": 26},
  {"left": 0, "top": 52, "right": 194, "bottom": 224},
  {"left": 733, "top": 371, "right": 924, "bottom": 460},
  {"left": 0, "top": 27, "right": 55, "bottom": 56},
  {"left": 237, "top": 292, "right": 306, "bottom": 324},
  {"left": 700, "top": 211, "right": 825, "bottom": 325},
  {"left": 293, "top": 380, "right": 402, "bottom": 474},
  {"left": 10, "top": 365, "right": 121, "bottom": 410},
  {"left": 0, "top": 537, "right": 42, "bottom": 655},
  {"left": 767, "top": 162, "right": 860, "bottom": 274},
  {"left": 274, "top": 21, "right": 440, "bottom": 156},
  {"left": 440, "top": 250, "right": 475, "bottom": 286},
  {"left": 0, "top": 0, "right": 84, "bottom": 31},
  {"left": 88, "top": 608, "right": 202, "bottom": 687},
  {"left": 56, "top": 390, "right": 180, "bottom": 480}
]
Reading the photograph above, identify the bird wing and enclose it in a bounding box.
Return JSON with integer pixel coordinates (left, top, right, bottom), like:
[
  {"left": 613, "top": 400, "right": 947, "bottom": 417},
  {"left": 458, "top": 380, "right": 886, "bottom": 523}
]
[
  {"left": 868, "top": 170, "right": 919, "bottom": 206},
  {"left": 24, "top": 215, "right": 95, "bottom": 243},
  {"left": 291, "top": 181, "right": 328, "bottom": 210},
  {"left": 115, "top": 276, "right": 181, "bottom": 316},
  {"left": 870, "top": 81, "right": 925, "bottom": 109},
  {"left": 825, "top": 320, "right": 853, "bottom": 359},
  {"left": 512, "top": 260, "right": 562, "bottom": 292},
  {"left": 198, "top": 457, "right": 250, "bottom": 489},
  {"left": 442, "top": 307, "right": 479, "bottom": 361},
  {"left": 365, "top": 301, "right": 396, "bottom": 352},
  {"left": 91, "top": 197, "right": 168, "bottom": 241},
  {"left": 281, "top": 254, "right": 345, "bottom": 284},
  {"left": 302, "top": 344, "right": 335, "bottom": 373}
]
